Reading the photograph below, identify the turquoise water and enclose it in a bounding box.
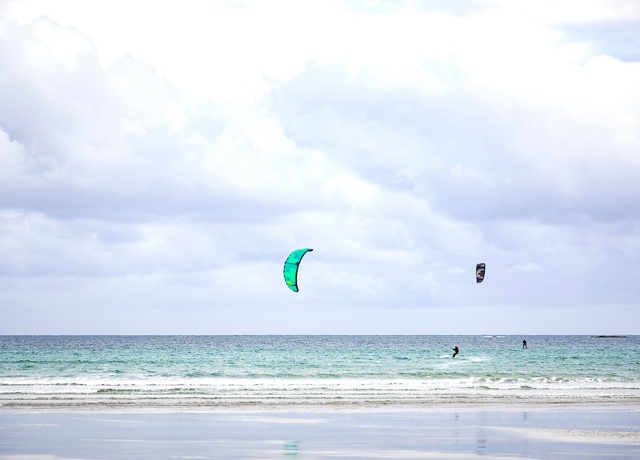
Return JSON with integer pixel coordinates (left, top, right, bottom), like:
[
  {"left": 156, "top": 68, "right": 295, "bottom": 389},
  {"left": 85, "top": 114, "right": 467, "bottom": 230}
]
[{"left": 1, "top": 335, "right": 639, "bottom": 408}]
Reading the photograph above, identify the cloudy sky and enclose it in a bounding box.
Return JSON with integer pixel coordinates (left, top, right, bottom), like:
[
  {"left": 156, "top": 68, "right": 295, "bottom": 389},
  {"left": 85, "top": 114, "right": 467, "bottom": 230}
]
[{"left": 1, "top": 0, "right": 639, "bottom": 334}]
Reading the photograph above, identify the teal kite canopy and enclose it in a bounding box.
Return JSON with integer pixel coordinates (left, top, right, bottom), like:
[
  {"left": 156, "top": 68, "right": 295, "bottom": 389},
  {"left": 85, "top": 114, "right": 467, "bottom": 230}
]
[{"left": 283, "top": 248, "right": 313, "bottom": 292}]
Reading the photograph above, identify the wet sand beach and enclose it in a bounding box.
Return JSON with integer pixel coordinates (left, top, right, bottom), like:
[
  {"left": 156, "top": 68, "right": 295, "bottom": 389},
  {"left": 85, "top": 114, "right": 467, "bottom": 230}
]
[{"left": 1, "top": 406, "right": 639, "bottom": 459}]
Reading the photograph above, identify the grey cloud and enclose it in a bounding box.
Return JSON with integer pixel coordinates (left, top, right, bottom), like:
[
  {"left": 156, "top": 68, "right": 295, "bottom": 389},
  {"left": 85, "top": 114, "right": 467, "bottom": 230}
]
[
  {"left": 0, "top": 15, "right": 299, "bottom": 225},
  {"left": 270, "top": 61, "right": 640, "bottom": 227}
]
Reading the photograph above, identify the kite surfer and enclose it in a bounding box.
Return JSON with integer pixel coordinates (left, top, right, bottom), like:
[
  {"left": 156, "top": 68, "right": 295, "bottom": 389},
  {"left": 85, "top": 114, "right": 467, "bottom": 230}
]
[
  {"left": 452, "top": 346, "right": 459, "bottom": 358},
  {"left": 522, "top": 339, "right": 528, "bottom": 349}
]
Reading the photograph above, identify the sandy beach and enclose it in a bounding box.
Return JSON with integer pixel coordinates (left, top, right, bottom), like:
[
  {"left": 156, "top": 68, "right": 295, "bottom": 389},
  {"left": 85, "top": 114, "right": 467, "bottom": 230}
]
[{"left": 1, "top": 405, "right": 639, "bottom": 459}]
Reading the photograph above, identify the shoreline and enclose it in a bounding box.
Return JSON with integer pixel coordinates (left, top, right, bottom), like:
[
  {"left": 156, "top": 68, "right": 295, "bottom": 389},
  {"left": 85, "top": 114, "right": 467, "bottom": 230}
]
[
  {"left": 0, "top": 394, "right": 640, "bottom": 413},
  {"left": 2, "top": 399, "right": 640, "bottom": 413}
]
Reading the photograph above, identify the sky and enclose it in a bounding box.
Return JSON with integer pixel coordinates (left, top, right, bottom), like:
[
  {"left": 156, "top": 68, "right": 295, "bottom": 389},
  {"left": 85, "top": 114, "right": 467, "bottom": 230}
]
[{"left": 1, "top": 0, "right": 639, "bottom": 335}]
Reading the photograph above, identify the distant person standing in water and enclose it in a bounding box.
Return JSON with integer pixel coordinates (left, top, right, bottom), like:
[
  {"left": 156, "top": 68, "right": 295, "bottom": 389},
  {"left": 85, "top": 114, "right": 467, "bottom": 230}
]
[
  {"left": 522, "top": 339, "right": 528, "bottom": 349},
  {"left": 452, "top": 345, "right": 459, "bottom": 358}
]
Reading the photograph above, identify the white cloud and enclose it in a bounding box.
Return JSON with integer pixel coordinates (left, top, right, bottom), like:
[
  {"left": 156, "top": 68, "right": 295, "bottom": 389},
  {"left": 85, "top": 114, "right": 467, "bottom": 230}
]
[{"left": 1, "top": 1, "right": 639, "bottom": 333}]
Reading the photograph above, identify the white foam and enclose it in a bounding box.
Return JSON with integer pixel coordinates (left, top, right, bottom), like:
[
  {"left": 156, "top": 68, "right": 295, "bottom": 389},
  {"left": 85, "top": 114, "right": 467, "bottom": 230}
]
[{"left": 3, "top": 376, "right": 640, "bottom": 409}]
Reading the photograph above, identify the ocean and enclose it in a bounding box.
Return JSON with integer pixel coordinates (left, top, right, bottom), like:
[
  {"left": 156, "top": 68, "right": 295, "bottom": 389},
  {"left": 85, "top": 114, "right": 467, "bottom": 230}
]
[{"left": 1, "top": 335, "right": 639, "bottom": 409}]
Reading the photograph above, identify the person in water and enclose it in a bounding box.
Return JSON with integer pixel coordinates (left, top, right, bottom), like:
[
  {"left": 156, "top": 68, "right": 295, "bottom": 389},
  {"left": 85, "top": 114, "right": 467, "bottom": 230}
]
[
  {"left": 522, "top": 339, "right": 528, "bottom": 349},
  {"left": 452, "top": 346, "right": 459, "bottom": 358}
]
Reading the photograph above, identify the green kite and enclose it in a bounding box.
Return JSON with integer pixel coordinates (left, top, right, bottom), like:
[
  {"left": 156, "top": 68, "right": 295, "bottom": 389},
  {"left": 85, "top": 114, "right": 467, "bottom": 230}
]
[{"left": 283, "top": 248, "right": 313, "bottom": 292}]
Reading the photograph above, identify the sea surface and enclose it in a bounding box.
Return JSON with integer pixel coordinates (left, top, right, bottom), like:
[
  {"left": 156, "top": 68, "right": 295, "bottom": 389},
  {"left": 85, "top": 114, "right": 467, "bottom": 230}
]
[{"left": 1, "top": 335, "right": 639, "bottom": 409}]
